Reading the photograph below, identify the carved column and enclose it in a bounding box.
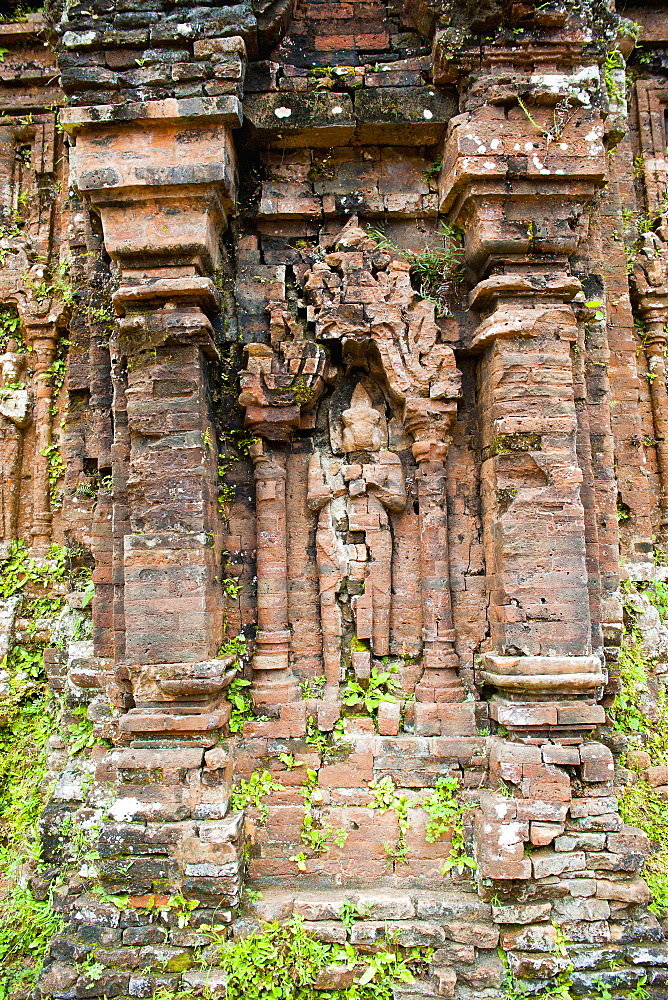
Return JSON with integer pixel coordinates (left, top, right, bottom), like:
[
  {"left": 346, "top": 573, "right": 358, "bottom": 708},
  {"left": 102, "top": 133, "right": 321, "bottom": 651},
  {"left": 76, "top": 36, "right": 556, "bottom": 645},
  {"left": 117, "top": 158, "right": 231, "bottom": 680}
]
[
  {"left": 438, "top": 70, "right": 611, "bottom": 735},
  {"left": 62, "top": 98, "right": 241, "bottom": 742},
  {"left": 24, "top": 316, "right": 57, "bottom": 555},
  {"left": 644, "top": 315, "right": 668, "bottom": 529},
  {"left": 404, "top": 406, "right": 463, "bottom": 708},
  {"left": 249, "top": 440, "right": 298, "bottom": 709},
  {"left": 239, "top": 334, "right": 332, "bottom": 717},
  {"left": 632, "top": 232, "right": 668, "bottom": 531}
]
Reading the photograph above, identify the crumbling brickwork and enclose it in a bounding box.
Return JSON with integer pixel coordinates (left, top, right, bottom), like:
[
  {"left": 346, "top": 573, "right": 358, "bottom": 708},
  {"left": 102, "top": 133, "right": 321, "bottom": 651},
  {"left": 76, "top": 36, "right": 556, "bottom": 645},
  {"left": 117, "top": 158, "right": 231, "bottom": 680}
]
[{"left": 5, "top": 0, "right": 668, "bottom": 998}]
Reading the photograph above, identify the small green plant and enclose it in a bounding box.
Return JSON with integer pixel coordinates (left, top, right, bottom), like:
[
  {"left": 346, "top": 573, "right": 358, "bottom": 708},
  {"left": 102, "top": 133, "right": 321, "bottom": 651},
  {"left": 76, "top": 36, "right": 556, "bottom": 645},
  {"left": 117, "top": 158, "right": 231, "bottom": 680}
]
[
  {"left": 297, "top": 768, "right": 347, "bottom": 859},
  {"left": 0, "top": 305, "right": 24, "bottom": 352},
  {"left": 75, "top": 956, "right": 106, "bottom": 984},
  {"left": 517, "top": 94, "right": 576, "bottom": 148},
  {"left": 230, "top": 770, "right": 284, "bottom": 822},
  {"left": 300, "top": 675, "right": 326, "bottom": 699},
  {"left": 227, "top": 677, "right": 253, "bottom": 734},
  {"left": 423, "top": 159, "right": 442, "bottom": 183},
  {"left": 367, "top": 775, "right": 409, "bottom": 864},
  {"left": 604, "top": 49, "right": 626, "bottom": 103},
  {"left": 39, "top": 442, "right": 65, "bottom": 505},
  {"left": 208, "top": 915, "right": 416, "bottom": 1000},
  {"left": 340, "top": 899, "right": 371, "bottom": 931},
  {"left": 223, "top": 577, "right": 242, "bottom": 599},
  {"left": 341, "top": 665, "right": 399, "bottom": 719},
  {"left": 366, "top": 221, "right": 464, "bottom": 311},
  {"left": 585, "top": 298, "right": 605, "bottom": 321},
  {"left": 421, "top": 775, "right": 476, "bottom": 874}
]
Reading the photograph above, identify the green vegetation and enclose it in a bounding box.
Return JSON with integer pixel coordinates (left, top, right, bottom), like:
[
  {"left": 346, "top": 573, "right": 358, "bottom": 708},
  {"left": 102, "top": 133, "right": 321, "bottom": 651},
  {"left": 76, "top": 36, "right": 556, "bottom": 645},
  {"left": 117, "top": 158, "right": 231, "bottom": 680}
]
[
  {"left": 0, "top": 1, "right": 43, "bottom": 21},
  {"left": 516, "top": 95, "right": 576, "bottom": 147},
  {"left": 367, "top": 775, "right": 409, "bottom": 864},
  {"left": 613, "top": 580, "right": 668, "bottom": 916},
  {"left": 293, "top": 768, "right": 347, "bottom": 868},
  {"left": 341, "top": 664, "right": 399, "bottom": 719},
  {"left": 227, "top": 676, "right": 253, "bottom": 734},
  {"left": 0, "top": 540, "right": 95, "bottom": 998},
  {"left": 604, "top": 49, "right": 626, "bottom": 103},
  {"left": 365, "top": 222, "right": 464, "bottom": 315},
  {"left": 0, "top": 305, "right": 25, "bottom": 352},
  {"left": 206, "top": 915, "right": 419, "bottom": 1000},
  {"left": 230, "top": 769, "right": 284, "bottom": 822},
  {"left": 40, "top": 441, "right": 66, "bottom": 506},
  {"left": 421, "top": 774, "right": 476, "bottom": 874}
]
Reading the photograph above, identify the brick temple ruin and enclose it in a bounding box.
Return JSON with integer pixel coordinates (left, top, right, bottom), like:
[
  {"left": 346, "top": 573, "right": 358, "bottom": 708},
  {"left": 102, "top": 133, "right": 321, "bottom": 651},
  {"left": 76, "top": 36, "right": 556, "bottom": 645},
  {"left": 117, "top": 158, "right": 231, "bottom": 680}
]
[{"left": 5, "top": 0, "right": 668, "bottom": 996}]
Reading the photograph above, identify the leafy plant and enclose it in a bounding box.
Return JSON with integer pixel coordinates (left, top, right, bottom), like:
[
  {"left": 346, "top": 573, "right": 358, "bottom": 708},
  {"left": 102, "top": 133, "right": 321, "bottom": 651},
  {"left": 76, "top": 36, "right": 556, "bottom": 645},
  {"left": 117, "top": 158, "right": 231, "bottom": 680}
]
[
  {"left": 208, "top": 915, "right": 416, "bottom": 1000},
  {"left": 0, "top": 543, "right": 99, "bottom": 997},
  {"left": 341, "top": 665, "right": 399, "bottom": 719},
  {"left": 421, "top": 774, "right": 476, "bottom": 874},
  {"left": 39, "top": 442, "right": 65, "bottom": 506},
  {"left": 367, "top": 775, "right": 409, "bottom": 864},
  {"left": 0, "top": 305, "right": 24, "bottom": 352},
  {"left": 297, "top": 769, "right": 347, "bottom": 859},
  {"left": 516, "top": 94, "right": 576, "bottom": 148},
  {"left": 227, "top": 677, "right": 253, "bottom": 734},
  {"left": 230, "top": 770, "right": 284, "bottom": 822},
  {"left": 340, "top": 899, "right": 370, "bottom": 931},
  {"left": 365, "top": 221, "right": 464, "bottom": 313}
]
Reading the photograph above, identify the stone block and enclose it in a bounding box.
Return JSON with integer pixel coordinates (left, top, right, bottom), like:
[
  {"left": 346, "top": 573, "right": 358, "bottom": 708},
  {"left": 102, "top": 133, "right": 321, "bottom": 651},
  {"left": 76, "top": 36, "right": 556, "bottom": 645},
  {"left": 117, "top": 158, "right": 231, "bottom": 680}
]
[
  {"left": 181, "top": 970, "right": 227, "bottom": 996},
  {"left": 552, "top": 897, "right": 610, "bottom": 921},
  {"left": 569, "top": 796, "right": 619, "bottom": 818},
  {"left": 626, "top": 750, "right": 651, "bottom": 770},
  {"left": 441, "top": 920, "right": 499, "bottom": 948},
  {"left": 554, "top": 832, "right": 606, "bottom": 852},
  {"left": 596, "top": 878, "right": 652, "bottom": 903},
  {"left": 530, "top": 821, "right": 564, "bottom": 846},
  {"left": 562, "top": 877, "right": 597, "bottom": 897},
  {"left": 351, "top": 892, "right": 414, "bottom": 920},
  {"left": 607, "top": 826, "right": 650, "bottom": 854},
  {"left": 492, "top": 903, "right": 552, "bottom": 924},
  {"left": 645, "top": 765, "right": 668, "bottom": 787},
  {"left": 540, "top": 744, "right": 581, "bottom": 765},
  {"left": 500, "top": 923, "right": 557, "bottom": 952},
  {"left": 580, "top": 743, "right": 615, "bottom": 783},
  {"left": 560, "top": 920, "right": 612, "bottom": 944},
  {"left": 301, "top": 921, "right": 346, "bottom": 943},
  {"left": 293, "top": 894, "right": 344, "bottom": 921},
  {"left": 432, "top": 966, "right": 456, "bottom": 998},
  {"left": 531, "top": 850, "right": 585, "bottom": 878}
]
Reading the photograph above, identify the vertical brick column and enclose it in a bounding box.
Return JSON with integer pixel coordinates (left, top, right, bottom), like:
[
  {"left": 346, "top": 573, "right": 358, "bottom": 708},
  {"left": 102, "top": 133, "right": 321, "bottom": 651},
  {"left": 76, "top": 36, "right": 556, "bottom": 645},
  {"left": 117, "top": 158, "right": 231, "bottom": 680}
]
[
  {"left": 439, "top": 99, "right": 610, "bottom": 737},
  {"left": 250, "top": 441, "right": 299, "bottom": 710},
  {"left": 61, "top": 98, "right": 240, "bottom": 741},
  {"left": 23, "top": 317, "right": 57, "bottom": 555},
  {"left": 632, "top": 234, "right": 668, "bottom": 532}
]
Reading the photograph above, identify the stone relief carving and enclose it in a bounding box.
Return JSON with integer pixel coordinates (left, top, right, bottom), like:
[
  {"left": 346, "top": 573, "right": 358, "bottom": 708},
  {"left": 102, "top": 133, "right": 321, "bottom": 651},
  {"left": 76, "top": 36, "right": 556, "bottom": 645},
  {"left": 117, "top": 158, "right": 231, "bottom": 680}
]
[
  {"left": 632, "top": 218, "right": 668, "bottom": 528},
  {"left": 0, "top": 336, "right": 30, "bottom": 555},
  {"left": 239, "top": 219, "right": 473, "bottom": 733},
  {"left": 307, "top": 383, "right": 406, "bottom": 698}
]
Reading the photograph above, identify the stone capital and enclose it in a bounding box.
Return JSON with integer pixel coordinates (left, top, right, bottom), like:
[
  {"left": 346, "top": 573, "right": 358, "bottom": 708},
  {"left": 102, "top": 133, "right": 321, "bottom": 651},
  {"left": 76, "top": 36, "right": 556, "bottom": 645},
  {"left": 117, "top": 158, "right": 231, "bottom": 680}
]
[
  {"left": 438, "top": 105, "right": 607, "bottom": 275},
  {"left": 63, "top": 98, "right": 239, "bottom": 272}
]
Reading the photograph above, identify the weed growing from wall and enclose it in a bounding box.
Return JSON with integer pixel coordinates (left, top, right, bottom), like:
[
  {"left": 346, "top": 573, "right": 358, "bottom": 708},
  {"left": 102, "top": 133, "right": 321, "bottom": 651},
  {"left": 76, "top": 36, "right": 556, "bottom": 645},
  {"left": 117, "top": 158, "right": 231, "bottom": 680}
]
[
  {"left": 0, "top": 540, "right": 96, "bottom": 997},
  {"left": 230, "top": 770, "right": 284, "bottom": 822},
  {"left": 421, "top": 774, "right": 476, "bottom": 874},
  {"left": 613, "top": 581, "right": 668, "bottom": 916},
  {"left": 206, "top": 915, "right": 418, "bottom": 1000},
  {"left": 367, "top": 775, "right": 409, "bottom": 864},
  {"left": 365, "top": 222, "right": 464, "bottom": 315}
]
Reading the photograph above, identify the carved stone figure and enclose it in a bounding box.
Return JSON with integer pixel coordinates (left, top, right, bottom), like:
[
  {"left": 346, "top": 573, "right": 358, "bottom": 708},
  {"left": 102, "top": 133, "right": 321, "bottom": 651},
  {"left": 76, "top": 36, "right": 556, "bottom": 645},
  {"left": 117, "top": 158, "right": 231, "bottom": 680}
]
[
  {"left": 0, "top": 337, "right": 30, "bottom": 554},
  {"left": 307, "top": 384, "right": 406, "bottom": 696}
]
